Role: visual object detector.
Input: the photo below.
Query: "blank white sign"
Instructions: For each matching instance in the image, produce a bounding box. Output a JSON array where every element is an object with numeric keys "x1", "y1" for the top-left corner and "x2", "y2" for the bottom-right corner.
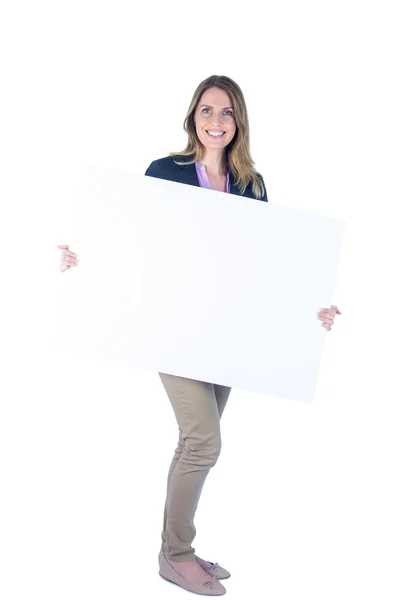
[{"x1": 51, "y1": 167, "x2": 345, "y2": 403}]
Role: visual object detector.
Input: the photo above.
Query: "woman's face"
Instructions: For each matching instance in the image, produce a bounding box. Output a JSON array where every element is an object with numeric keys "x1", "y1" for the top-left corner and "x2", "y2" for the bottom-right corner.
[{"x1": 194, "y1": 87, "x2": 237, "y2": 150}]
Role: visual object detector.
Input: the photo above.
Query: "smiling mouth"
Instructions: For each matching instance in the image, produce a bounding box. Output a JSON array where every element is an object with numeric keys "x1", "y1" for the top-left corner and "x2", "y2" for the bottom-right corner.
[{"x1": 206, "y1": 131, "x2": 226, "y2": 138}]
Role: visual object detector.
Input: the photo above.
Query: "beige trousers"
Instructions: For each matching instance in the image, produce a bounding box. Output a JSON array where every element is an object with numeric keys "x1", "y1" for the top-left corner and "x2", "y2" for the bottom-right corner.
[{"x1": 158, "y1": 372, "x2": 231, "y2": 562}]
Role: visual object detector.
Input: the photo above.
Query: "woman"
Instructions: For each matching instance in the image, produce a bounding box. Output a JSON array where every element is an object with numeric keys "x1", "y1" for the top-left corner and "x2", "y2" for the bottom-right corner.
[{"x1": 58, "y1": 75, "x2": 341, "y2": 596}]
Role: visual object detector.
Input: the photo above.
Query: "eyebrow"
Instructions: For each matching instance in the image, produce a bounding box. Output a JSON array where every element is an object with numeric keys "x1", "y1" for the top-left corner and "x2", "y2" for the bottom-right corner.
[{"x1": 200, "y1": 104, "x2": 234, "y2": 110}]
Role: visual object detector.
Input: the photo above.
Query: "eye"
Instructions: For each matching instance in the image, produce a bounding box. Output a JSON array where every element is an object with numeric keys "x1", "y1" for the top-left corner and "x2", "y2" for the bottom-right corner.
[{"x1": 200, "y1": 107, "x2": 234, "y2": 116}]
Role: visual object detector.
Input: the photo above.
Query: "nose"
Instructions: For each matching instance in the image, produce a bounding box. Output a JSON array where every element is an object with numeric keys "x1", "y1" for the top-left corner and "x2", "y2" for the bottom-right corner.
[{"x1": 210, "y1": 117, "x2": 224, "y2": 128}]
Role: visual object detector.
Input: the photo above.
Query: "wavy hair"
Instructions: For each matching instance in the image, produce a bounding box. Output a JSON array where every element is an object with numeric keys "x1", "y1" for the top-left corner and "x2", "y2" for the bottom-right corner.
[{"x1": 169, "y1": 75, "x2": 266, "y2": 199}]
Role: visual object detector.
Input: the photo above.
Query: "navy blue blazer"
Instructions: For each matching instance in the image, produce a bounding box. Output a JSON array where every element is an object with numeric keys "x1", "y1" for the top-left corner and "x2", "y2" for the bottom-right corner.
[{"x1": 144, "y1": 155, "x2": 268, "y2": 202}]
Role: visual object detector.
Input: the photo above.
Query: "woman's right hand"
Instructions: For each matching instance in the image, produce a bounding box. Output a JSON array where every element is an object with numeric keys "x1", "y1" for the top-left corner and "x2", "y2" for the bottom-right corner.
[{"x1": 58, "y1": 245, "x2": 79, "y2": 272}]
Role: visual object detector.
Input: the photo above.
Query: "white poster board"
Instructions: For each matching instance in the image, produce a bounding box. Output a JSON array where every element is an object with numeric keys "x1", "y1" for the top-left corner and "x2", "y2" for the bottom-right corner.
[{"x1": 50, "y1": 167, "x2": 345, "y2": 403}]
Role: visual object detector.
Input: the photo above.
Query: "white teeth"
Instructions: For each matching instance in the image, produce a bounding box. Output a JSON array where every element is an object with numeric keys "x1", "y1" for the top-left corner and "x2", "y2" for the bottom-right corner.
[{"x1": 207, "y1": 131, "x2": 224, "y2": 137}]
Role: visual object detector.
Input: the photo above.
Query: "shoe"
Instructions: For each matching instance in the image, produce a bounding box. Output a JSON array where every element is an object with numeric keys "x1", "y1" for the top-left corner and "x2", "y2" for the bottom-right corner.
[
  {"x1": 159, "y1": 549, "x2": 231, "y2": 580},
  {"x1": 159, "y1": 552, "x2": 227, "y2": 596},
  {"x1": 201, "y1": 560, "x2": 231, "y2": 580}
]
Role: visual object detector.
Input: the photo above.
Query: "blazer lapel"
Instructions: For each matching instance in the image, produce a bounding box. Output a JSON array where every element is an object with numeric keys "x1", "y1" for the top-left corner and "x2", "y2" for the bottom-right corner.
[
  {"x1": 174, "y1": 163, "x2": 200, "y2": 188},
  {"x1": 173, "y1": 159, "x2": 246, "y2": 197}
]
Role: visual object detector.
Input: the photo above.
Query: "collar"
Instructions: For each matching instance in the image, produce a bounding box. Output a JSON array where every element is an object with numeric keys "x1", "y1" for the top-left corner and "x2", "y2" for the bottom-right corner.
[{"x1": 174, "y1": 160, "x2": 243, "y2": 197}]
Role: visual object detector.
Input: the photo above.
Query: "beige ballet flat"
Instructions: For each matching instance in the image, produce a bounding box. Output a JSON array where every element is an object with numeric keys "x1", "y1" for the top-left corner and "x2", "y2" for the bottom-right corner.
[{"x1": 159, "y1": 552, "x2": 226, "y2": 596}]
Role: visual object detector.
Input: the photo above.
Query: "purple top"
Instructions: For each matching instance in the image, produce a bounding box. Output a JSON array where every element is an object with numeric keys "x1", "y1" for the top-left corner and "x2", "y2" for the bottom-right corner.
[{"x1": 195, "y1": 162, "x2": 231, "y2": 193}]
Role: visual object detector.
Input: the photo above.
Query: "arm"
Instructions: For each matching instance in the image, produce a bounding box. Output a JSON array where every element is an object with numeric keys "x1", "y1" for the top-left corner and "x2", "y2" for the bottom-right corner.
[
  {"x1": 261, "y1": 177, "x2": 268, "y2": 202},
  {"x1": 145, "y1": 160, "x2": 163, "y2": 178}
]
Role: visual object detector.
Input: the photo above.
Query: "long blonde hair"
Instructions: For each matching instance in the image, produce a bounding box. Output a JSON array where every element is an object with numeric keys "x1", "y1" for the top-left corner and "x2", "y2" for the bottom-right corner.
[{"x1": 169, "y1": 75, "x2": 266, "y2": 199}]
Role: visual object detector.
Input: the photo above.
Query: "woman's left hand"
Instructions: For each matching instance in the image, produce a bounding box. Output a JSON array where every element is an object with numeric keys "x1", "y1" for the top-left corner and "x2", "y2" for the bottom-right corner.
[{"x1": 317, "y1": 305, "x2": 342, "y2": 331}]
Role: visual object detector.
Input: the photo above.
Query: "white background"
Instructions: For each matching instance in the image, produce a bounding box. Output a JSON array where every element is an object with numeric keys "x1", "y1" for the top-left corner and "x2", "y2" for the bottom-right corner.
[{"x1": 1, "y1": 1, "x2": 399, "y2": 599}]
